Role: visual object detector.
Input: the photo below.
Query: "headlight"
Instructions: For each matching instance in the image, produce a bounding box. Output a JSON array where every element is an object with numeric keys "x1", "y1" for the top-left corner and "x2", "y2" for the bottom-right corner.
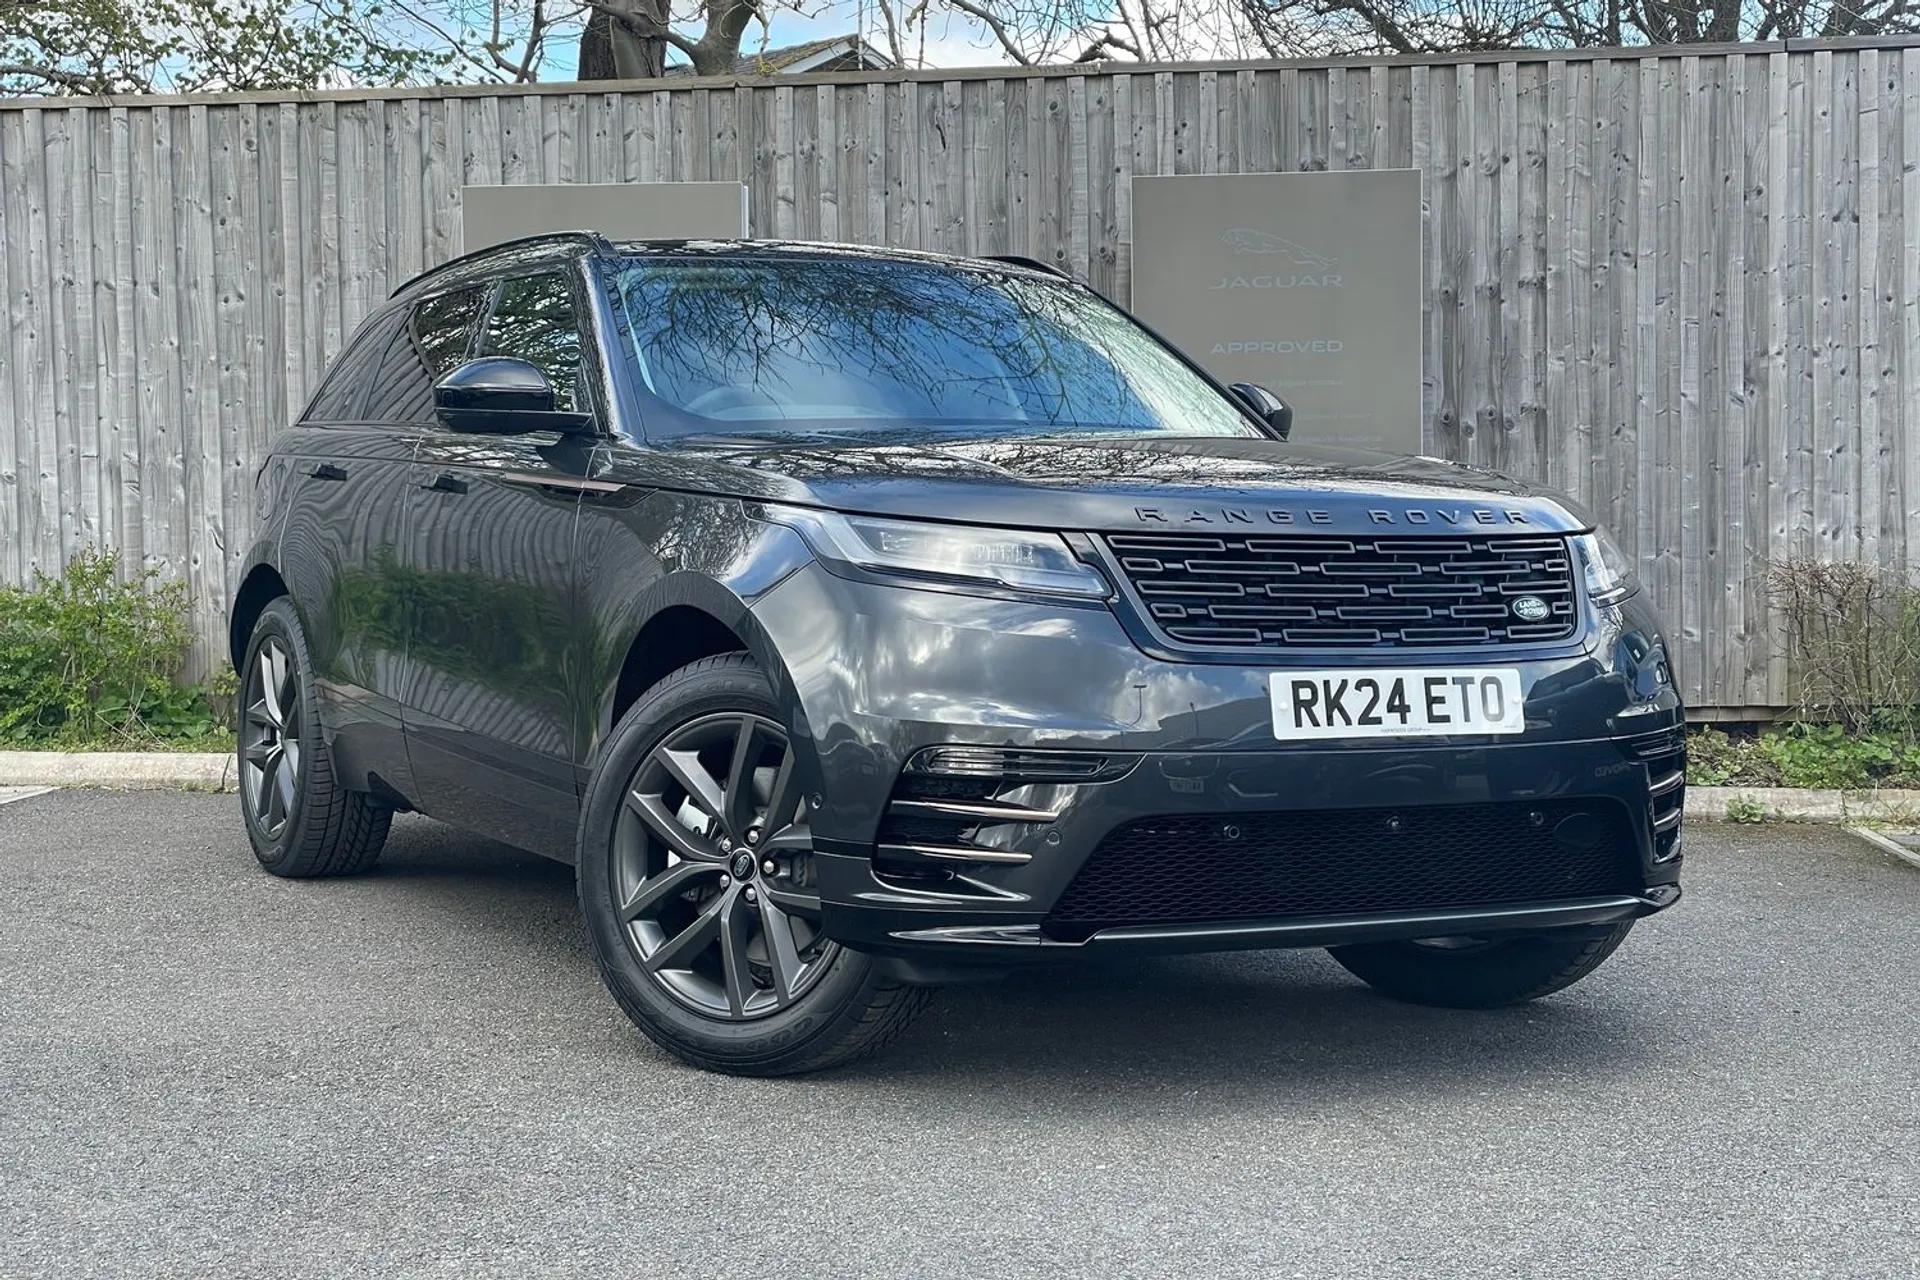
[
  {"x1": 766, "y1": 506, "x2": 1111, "y2": 602},
  {"x1": 1570, "y1": 526, "x2": 1639, "y2": 605}
]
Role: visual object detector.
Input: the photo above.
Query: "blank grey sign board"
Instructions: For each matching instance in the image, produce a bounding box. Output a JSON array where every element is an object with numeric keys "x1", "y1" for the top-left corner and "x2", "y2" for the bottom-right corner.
[
  {"x1": 1130, "y1": 171, "x2": 1424, "y2": 455},
  {"x1": 462, "y1": 183, "x2": 749, "y2": 252}
]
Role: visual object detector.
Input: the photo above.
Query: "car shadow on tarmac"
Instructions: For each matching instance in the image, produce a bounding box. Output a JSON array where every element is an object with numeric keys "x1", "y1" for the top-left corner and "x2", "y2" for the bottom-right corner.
[{"x1": 363, "y1": 813, "x2": 1659, "y2": 1100}]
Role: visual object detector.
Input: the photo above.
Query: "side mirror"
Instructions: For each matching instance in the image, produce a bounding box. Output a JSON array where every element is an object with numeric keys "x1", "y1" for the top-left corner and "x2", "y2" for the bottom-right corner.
[
  {"x1": 1229, "y1": 382, "x2": 1294, "y2": 441},
  {"x1": 434, "y1": 357, "x2": 595, "y2": 436}
]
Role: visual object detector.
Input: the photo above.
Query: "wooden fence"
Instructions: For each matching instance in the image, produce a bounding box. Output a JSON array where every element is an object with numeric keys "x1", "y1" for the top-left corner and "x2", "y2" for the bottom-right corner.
[{"x1": 3, "y1": 40, "x2": 1918, "y2": 711}]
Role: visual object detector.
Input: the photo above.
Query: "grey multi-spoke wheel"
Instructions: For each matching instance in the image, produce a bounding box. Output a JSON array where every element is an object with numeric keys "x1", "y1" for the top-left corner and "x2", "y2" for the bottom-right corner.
[
  {"x1": 615, "y1": 711, "x2": 836, "y2": 1019},
  {"x1": 242, "y1": 635, "x2": 303, "y2": 839},
  {"x1": 238, "y1": 597, "x2": 391, "y2": 878},
  {"x1": 578, "y1": 653, "x2": 932, "y2": 1075}
]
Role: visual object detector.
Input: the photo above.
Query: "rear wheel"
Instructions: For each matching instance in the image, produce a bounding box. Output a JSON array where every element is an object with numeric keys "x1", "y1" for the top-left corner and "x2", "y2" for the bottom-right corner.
[
  {"x1": 1327, "y1": 924, "x2": 1633, "y2": 1008},
  {"x1": 577, "y1": 653, "x2": 931, "y2": 1075},
  {"x1": 238, "y1": 597, "x2": 391, "y2": 878}
]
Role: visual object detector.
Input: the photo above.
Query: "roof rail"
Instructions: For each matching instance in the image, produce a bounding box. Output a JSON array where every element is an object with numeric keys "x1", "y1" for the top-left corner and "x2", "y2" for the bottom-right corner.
[
  {"x1": 981, "y1": 253, "x2": 1072, "y2": 279},
  {"x1": 389, "y1": 229, "x2": 619, "y2": 298}
]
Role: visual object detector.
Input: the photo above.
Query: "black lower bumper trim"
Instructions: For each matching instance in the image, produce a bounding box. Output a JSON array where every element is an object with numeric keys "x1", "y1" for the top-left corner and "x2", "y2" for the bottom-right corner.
[{"x1": 883, "y1": 887, "x2": 1680, "y2": 954}]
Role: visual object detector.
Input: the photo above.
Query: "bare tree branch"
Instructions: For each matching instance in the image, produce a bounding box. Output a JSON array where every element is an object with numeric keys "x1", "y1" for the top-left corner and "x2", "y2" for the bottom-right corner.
[
  {"x1": 944, "y1": 0, "x2": 1040, "y2": 63},
  {"x1": 0, "y1": 61, "x2": 101, "y2": 90}
]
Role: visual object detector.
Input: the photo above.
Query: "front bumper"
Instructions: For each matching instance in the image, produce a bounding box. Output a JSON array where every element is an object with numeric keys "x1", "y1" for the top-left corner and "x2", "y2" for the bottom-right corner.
[{"x1": 749, "y1": 563, "x2": 1685, "y2": 964}]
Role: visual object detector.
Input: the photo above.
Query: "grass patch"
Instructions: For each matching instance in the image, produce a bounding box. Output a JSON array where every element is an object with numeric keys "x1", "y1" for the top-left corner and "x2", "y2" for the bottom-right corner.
[{"x1": 0, "y1": 547, "x2": 235, "y2": 751}]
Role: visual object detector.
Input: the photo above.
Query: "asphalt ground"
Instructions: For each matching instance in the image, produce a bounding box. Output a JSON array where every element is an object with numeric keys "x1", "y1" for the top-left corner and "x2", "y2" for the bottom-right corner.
[{"x1": 1, "y1": 789, "x2": 1915, "y2": 1279}]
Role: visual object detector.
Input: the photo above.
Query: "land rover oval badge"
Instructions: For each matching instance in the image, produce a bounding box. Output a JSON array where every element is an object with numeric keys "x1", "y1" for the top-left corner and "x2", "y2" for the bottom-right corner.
[{"x1": 1511, "y1": 596, "x2": 1552, "y2": 622}]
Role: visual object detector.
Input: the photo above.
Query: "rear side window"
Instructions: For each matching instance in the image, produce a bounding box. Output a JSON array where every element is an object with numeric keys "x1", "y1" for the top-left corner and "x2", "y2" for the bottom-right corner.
[
  {"x1": 302, "y1": 311, "x2": 402, "y2": 423},
  {"x1": 364, "y1": 286, "x2": 487, "y2": 424},
  {"x1": 479, "y1": 271, "x2": 584, "y2": 412}
]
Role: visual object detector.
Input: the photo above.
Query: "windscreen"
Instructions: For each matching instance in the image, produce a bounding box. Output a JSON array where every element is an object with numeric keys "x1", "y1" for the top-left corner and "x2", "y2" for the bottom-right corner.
[{"x1": 607, "y1": 255, "x2": 1261, "y2": 442}]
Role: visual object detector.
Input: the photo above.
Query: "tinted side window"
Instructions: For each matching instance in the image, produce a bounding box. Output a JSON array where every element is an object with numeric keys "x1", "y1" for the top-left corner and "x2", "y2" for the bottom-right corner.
[
  {"x1": 364, "y1": 286, "x2": 486, "y2": 424},
  {"x1": 479, "y1": 272, "x2": 584, "y2": 412},
  {"x1": 302, "y1": 311, "x2": 402, "y2": 423}
]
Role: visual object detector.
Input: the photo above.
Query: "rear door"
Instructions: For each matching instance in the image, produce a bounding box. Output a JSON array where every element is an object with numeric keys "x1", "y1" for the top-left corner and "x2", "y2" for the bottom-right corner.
[
  {"x1": 399, "y1": 265, "x2": 602, "y2": 858},
  {"x1": 270, "y1": 306, "x2": 421, "y2": 802}
]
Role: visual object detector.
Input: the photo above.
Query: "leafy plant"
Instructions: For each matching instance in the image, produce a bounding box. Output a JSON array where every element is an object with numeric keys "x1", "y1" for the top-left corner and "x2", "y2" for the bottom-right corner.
[
  {"x1": 1756, "y1": 723, "x2": 1887, "y2": 790},
  {"x1": 0, "y1": 546, "x2": 227, "y2": 748},
  {"x1": 1684, "y1": 727, "x2": 1766, "y2": 787},
  {"x1": 1685, "y1": 722, "x2": 1920, "y2": 791},
  {"x1": 1724, "y1": 795, "x2": 1770, "y2": 824},
  {"x1": 0, "y1": 0, "x2": 449, "y2": 97}
]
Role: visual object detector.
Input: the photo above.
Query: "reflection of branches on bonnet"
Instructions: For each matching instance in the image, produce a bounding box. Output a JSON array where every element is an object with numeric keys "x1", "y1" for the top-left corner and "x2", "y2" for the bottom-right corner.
[{"x1": 617, "y1": 260, "x2": 1137, "y2": 423}]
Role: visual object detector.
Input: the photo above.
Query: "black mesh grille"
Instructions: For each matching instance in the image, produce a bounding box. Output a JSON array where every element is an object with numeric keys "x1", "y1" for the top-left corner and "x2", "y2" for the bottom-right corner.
[
  {"x1": 1044, "y1": 800, "x2": 1640, "y2": 937},
  {"x1": 1104, "y1": 532, "x2": 1578, "y2": 650}
]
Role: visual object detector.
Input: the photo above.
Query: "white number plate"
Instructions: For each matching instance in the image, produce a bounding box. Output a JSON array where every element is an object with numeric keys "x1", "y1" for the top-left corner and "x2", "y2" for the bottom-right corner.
[{"x1": 1268, "y1": 668, "x2": 1526, "y2": 741}]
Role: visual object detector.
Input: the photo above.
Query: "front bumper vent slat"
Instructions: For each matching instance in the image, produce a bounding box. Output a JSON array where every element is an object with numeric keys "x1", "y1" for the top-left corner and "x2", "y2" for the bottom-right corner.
[
  {"x1": 876, "y1": 841, "x2": 1032, "y2": 866},
  {"x1": 887, "y1": 798, "x2": 1062, "y2": 824},
  {"x1": 1104, "y1": 531, "x2": 1579, "y2": 652}
]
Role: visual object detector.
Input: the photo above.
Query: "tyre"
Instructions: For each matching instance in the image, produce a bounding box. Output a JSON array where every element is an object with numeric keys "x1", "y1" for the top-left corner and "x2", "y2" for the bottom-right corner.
[
  {"x1": 577, "y1": 653, "x2": 932, "y2": 1076},
  {"x1": 1327, "y1": 924, "x2": 1633, "y2": 1009},
  {"x1": 238, "y1": 597, "x2": 391, "y2": 878}
]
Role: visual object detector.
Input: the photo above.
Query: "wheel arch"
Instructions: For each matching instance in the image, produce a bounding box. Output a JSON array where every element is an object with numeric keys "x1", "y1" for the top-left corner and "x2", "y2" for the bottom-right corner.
[
  {"x1": 229, "y1": 563, "x2": 291, "y2": 673},
  {"x1": 593, "y1": 574, "x2": 816, "y2": 781}
]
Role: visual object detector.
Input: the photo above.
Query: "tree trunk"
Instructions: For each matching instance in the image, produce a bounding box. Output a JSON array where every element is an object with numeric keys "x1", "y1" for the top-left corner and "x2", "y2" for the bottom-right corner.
[{"x1": 578, "y1": 3, "x2": 667, "y2": 80}]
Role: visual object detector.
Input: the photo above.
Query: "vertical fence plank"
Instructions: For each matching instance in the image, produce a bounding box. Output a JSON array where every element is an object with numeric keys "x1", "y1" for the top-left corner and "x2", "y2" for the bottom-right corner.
[
  {"x1": 815, "y1": 85, "x2": 838, "y2": 243},
  {"x1": 1733, "y1": 52, "x2": 1773, "y2": 707},
  {"x1": 1086, "y1": 75, "x2": 1118, "y2": 297},
  {"x1": 1904, "y1": 50, "x2": 1920, "y2": 578},
  {"x1": 105, "y1": 108, "x2": 140, "y2": 570},
  {"x1": 61, "y1": 110, "x2": 100, "y2": 556},
  {"x1": 1856, "y1": 49, "x2": 1884, "y2": 575},
  {"x1": 1111, "y1": 74, "x2": 1135, "y2": 309},
  {"x1": 1867, "y1": 49, "x2": 1905, "y2": 567}
]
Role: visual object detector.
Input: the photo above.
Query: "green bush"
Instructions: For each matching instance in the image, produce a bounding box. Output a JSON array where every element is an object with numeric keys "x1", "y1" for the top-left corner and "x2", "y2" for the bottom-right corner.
[
  {"x1": 1757, "y1": 724, "x2": 1886, "y2": 789},
  {"x1": 1686, "y1": 722, "x2": 1920, "y2": 790},
  {"x1": 0, "y1": 546, "x2": 228, "y2": 748}
]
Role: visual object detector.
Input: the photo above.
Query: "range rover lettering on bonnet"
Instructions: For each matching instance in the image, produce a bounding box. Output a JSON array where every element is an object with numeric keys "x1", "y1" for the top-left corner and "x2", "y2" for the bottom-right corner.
[{"x1": 1132, "y1": 506, "x2": 1533, "y2": 526}]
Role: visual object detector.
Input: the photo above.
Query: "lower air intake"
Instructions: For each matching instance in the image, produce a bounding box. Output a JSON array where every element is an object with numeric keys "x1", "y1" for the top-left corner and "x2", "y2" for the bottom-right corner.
[{"x1": 1044, "y1": 799, "x2": 1641, "y2": 939}]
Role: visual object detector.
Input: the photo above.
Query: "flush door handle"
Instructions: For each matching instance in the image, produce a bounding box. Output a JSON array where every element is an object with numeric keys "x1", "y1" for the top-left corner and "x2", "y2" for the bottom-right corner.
[{"x1": 420, "y1": 472, "x2": 468, "y2": 495}]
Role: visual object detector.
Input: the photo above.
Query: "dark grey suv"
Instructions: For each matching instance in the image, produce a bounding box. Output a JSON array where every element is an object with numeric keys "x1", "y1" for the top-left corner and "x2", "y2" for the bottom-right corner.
[{"x1": 231, "y1": 233, "x2": 1684, "y2": 1074}]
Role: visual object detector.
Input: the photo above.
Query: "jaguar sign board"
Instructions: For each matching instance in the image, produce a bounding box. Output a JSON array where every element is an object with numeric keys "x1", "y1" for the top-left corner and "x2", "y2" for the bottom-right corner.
[
  {"x1": 1130, "y1": 171, "x2": 1423, "y2": 455},
  {"x1": 462, "y1": 182, "x2": 749, "y2": 252}
]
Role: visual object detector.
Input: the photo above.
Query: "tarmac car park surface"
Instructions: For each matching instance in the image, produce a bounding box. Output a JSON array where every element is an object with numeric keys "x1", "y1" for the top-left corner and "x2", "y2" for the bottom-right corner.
[{"x1": 1, "y1": 788, "x2": 1914, "y2": 1278}]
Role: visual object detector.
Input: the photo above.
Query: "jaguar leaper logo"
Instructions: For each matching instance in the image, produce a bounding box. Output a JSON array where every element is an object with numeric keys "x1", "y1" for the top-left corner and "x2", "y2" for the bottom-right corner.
[
  {"x1": 1511, "y1": 596, "x2": 1552, "y2": 622},
  {"x1": 1220, "y1": 229, "x2": 1339, "y2": 269}
]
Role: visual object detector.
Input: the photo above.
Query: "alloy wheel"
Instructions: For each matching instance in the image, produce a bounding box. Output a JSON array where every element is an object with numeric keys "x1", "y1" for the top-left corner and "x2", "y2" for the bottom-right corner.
[
  {"x1": 241, "y1": 637, "x2": 303, "y2": 839},
  {"x1": 612, "y1": 712, "x2": 837, "y2": 1021}
]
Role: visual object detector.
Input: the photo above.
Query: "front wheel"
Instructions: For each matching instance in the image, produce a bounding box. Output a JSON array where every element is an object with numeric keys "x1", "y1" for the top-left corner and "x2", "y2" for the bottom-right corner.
[
  {"x1": 1327, "y1": 924, "x2": 1633, "y2": 1009},
  {"x1": 576, "y1": 653, "x2": 932, "y2": 1075}
]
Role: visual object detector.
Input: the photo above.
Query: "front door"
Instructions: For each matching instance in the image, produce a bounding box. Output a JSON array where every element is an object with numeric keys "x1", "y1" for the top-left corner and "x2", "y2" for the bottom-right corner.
[{"x1": 399, "y1": 267, "x2": 601, "y2": 858}]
